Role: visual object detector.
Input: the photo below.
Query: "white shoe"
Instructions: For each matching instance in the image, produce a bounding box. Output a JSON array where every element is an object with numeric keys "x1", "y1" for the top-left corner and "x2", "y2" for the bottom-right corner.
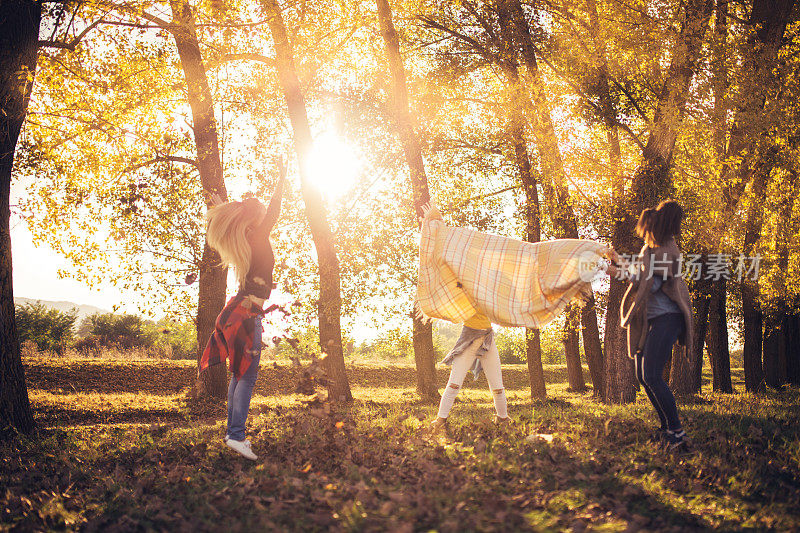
[{"x1": 226, "y1": 438, "x2": 257, "y2": 460}]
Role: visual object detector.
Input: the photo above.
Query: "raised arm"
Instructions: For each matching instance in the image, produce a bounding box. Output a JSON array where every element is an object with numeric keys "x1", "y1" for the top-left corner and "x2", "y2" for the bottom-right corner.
[{"x1": 253, "y1": 158, "x2": 287, "y2": 236}]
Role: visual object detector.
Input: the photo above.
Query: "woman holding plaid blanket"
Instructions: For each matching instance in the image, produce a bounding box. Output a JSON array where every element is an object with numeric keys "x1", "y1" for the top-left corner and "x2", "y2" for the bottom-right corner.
[
  {"x1": 606, "y1": 200, "x2": 693, "y2": 450},
  {"x1": 198, "y1": 161, "x2": 285, "y2": 460},
  {"x1": 415, "y1": 204, "x2": 612, "y2": 431}
]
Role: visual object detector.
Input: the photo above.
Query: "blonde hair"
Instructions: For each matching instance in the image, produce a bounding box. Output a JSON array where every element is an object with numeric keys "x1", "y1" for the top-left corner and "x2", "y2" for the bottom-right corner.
[{"x1": 206, "y1": 200, "x2": 266, "y2": 286}]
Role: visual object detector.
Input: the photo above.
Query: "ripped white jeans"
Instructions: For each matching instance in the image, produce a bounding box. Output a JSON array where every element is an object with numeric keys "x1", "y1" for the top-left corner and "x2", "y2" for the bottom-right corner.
[{"x1": 437, "y1": 335, "x2": 507, "y2": 419}]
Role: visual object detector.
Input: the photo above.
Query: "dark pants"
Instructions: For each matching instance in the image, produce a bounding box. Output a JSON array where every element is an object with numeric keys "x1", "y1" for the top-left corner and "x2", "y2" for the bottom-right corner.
[{"x1": 635, "y1": 312, "x2": 685, "y2": 432}]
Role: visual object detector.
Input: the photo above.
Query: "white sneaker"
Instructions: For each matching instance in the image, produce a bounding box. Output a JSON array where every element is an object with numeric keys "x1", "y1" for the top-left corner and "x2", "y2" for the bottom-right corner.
[{"x1": 226, "y1": 438, "x2": 258, "y2": 460}]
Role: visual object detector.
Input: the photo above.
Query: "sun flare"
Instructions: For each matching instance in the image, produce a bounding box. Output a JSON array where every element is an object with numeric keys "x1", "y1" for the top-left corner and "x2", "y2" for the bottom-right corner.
[{"x1": 306, "y1": 132, "x2": 361, "y2": 200}]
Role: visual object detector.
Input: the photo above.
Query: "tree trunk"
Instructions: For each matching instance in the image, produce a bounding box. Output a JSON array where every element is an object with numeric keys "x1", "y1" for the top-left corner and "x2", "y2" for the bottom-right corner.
[
  {"x1": 502, "y1": 0, "x2": 600, "y2": 393},
  {"x1": 686, "y1": 3, "x2": 726, "y2": 395},
  {"x1": 706, "y1": 277, "x2": 733, "y2": 392},
  {"x1": 740, "y1": 162, "x2": 772, "y2": 392},
  {"x1": 563, "y1": 306, "x2": 586, "y2": 392},
  {"x1": 680, "y1": 275, "x2": 712, "y2": 393},
  {"x1": 603, "y1": 279, "x2": 635, "y2": 403},
  {"x1": 495, "y1": 0, "x2": 548, "y2": 400},
  {"x1": 742, "y1": 281, "x2": 764, "y2": 392},
  {"x1": 411, "y1": 319, "x2": 439, "y2": 402},
  {"x1": 587, "y1": 0, "x2": 621, "y2": 402},
  {"x1": 170, "y1": 0, "x2": 230, "y2": 398},
  {"x1": 763, "y1": 171, "x2": 798, "y2": 389},
  {"x1": 0, "y1": 0, "x2": 40, "y2": 436},
  {"x1": 581, "y1": 299, "x2": 604, "y2": 396},
  {"x1": 526, "y1": 329, "x2": 546, "y2": 400},
  {"x1": 786, "y1": 314, "x2": 800, "y2": 385},
  {"x1": 376, "y1": 0, "x2": 439, "y2": 403},
  {"x1": 763, "y1": 313, "x2": 786, "y2": 389},
  {"x1": 608, "y1": 0, "x2": 713, "y2": 402},
  {"x1": 669, "y1": 342, "x2": 694, "y2": 396},
  {"x1": 264, "y1": 0, "x2": 352, "y2": 402}
]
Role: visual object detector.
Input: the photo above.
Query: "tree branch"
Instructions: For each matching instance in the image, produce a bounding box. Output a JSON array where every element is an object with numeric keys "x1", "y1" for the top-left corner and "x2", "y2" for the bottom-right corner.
[
  {"x1": 38, "y1": 18, "x2": 103, "y2": 51},
  {"x1": 210, "y1": 52, "x2": 275, "y2": 68},
  {"x1": 123, "y1": 156, "x2": 198, "y2": 174},
  {"x1": 448, "y1": 185, "x2": 521, "y2": 210}
]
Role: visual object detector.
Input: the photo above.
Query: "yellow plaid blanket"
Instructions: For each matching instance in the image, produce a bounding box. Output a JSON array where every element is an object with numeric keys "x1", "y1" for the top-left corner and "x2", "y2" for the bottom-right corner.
[{"x1": 414, "y1": 213, "x2": 610, "y2": 328}]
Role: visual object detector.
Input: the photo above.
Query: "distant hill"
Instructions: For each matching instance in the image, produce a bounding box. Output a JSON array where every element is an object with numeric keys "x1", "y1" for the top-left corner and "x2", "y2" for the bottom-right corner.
[{"x1": 13, "y1": 297, "x2": 110, "y2": 322}]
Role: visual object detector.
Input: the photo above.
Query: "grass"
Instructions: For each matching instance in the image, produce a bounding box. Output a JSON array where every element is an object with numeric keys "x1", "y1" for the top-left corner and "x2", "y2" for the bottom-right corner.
[{"x1": 1, "y1": 355, "x2": 799, "y2": 531}]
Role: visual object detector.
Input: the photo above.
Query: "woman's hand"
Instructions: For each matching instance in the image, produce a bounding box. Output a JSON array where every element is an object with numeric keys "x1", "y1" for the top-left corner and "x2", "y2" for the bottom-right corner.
[{"x1": 420, "y1": 202, "x2": 443, "y2": 222}]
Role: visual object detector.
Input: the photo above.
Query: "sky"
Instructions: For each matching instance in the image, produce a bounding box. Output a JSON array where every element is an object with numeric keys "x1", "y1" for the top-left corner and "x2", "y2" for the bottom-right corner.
[{"x1": 11, "y1": 221, "x2": 124, "y2": 313}]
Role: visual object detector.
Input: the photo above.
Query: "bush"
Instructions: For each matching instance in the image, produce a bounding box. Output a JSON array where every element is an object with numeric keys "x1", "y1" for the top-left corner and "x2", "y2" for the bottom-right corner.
[
  {"x1": 83, "y1": 313, "x2": 155, "y2": 348},
  {"x1": 487, "y1": 324, "x2": 570, "y2": 366},
  {"x1": 76, "y1": 313, "x2": 197, "y2": 359},
  {"x1": 151, "y1": 319, "x2": 197, "y2": 359},
  {"x1": 352, "y1": 328, "x2": 413, "y2": 360},
  {"x1": 495, "y1": 328, "x2": 526, "y2": 364},
  {"x1": 15, "y1": 302, "x2": 77, "y2": 355}
]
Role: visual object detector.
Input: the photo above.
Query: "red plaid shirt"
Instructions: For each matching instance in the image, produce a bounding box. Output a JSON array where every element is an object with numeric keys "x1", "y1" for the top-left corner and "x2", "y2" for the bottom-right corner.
[{"x1": 200, "y1": 294, "x2": 263, "y2": 379}]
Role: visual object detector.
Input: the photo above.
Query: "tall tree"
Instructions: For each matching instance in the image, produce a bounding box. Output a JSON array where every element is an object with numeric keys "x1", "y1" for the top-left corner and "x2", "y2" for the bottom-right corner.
[
  {"x1": 740, "y1": 162, "x2": 772, "y2": 391},
  {"x1": 0, "y1": 0, "x2": 41, "y2": 435},
  {"x1": 167, "y1": 0, "x2": 230, "y2": 398},
  {"x1": 580, "y1": 0, "x2": 619, "y2": 400},
  {"x1": 263, "y1": 0, "x2": 352, "y2": 402},
  {"x1": 728, "y1": 0, "x2": 797, "y2": 392},
  {"x1": 605, "y1": 0, "x2": 714, "y2": 403},
  {"x1": 502, "y1": 0, "x2": 597, "y2": 394},
  {"x1": 763, "y1": 171, "x2": 799, "y2": 387},
  {"x1": 698, "y1": 0, "x2": 730, "y2": 394},
  {"x1": 375, "y1": 0, "x2": 439, "y2": 403},
  {"x1": 671, "y1": 273, "x2": 711, "y2": 394},
  {"x1": 495, "y1": 2, "x2": 547, "y2": 400}
]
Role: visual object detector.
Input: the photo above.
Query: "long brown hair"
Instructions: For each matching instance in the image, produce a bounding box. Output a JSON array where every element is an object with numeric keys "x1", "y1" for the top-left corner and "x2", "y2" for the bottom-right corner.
[{"x1": 636, "y1": 200, "x2": 683, "y2": 247}]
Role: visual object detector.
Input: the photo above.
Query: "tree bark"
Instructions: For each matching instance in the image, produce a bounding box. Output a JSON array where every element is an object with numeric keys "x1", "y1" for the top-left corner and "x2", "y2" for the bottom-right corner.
[
  {"x1": 264, "y1": 0, "x2": 352, "y2": 402},
  {"x1": 513, "y1": 128, "x2": 548, "y2": 399},
  {"x1": 607, "y1": 0, "x2": 713, "y2": 402},
  {"x1": 762, "y1": 314, "x2": 786, "y2": 389},
  {"x1": 676, "y1": 274, "x2": 712, "y2": 393},
  {"x1": 741, "y1": 280, "x2": 764, "y2": 392},
  {"x1": 170, "y1": 0, "x2": 229, "y2": 398},
  {"x1": 669, "y1": 342, "x2": 694, "y2": 396},
  {"x1": 526, "y1": 329, "x2": 546, "y2": 400},
  {"x1": 581, "y1": 288, "x2": 605, "y2": 396},
  {"x1": 493, "y1": 9, "x2": 549, "y2": 400},
  {"x1": 586, "y1": 0, "x2": 622, "y2": 402},
  {"x1": 563, "y1": 305, "x2": 586, "y2": 392},
  {"x1": 376, "y1": 0, "x2": 438, "y2": 403},
  {"x1": 502, "y1": 0, "x2": 602, "y2": 393},
  {"x1": 740, "y1": 162, "x2": 772, "y2": 392},
  {"x1": 411, "y1": 319, "x2": 439, "y2": 402},
  {"x1": 763, "y1": 171, "x2": 798, "y2": 388},
  {"x1": 0, "y1": 0, "x2": 40, "y2": 435},
  {"x1": 706, "y1": 277, "x2": 733, "y2": 392},
  {"x1": 786, "y1": 314, "x2": 800, "y2": 385}
]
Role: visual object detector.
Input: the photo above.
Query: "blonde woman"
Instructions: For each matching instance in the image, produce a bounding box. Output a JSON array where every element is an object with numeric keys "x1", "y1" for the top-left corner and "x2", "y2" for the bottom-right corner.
[{"x1": 199, "y1": 161, "x2": 285, "y2": 460}]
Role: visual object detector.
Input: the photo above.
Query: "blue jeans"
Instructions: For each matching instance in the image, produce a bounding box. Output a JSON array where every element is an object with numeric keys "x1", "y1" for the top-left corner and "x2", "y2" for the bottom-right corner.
[
  {"x1": 635, "y1": 312, "x2": 685, "y2": 432},
  {"x1": 226, "y1": 317, "x2": 262, "y2": 441}
]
